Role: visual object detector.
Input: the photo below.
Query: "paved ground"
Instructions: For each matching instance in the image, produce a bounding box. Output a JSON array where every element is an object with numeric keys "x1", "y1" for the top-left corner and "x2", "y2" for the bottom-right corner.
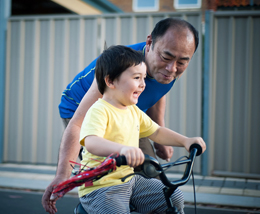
[
  {"x1": 1, "y1": 188, "x2": 259, "y2": 214},
  {"x1": 0, "y1": 163, "x2": 260, "y2": 213},
  {"x1": 0, "y1": 188, "x2": 79, "y2": 214},
  {"x1": 166, "y1": 173, "x2": 260, "y2": 208}
]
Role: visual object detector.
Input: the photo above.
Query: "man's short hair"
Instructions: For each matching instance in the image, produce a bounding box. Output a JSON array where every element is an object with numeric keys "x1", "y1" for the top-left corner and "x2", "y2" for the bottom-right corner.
[
  {"x1": 96, "y1": 45, "x2": 145, "y2": 94},
  {"x1": 151, "y1": 18, "x2": 199, "y2": 53}
]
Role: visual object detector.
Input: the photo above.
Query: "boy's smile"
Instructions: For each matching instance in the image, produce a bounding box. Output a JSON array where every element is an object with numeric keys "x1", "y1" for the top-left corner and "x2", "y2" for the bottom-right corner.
[{"x1": 103, "y1": 62, "x2": 147, "y2": 109}]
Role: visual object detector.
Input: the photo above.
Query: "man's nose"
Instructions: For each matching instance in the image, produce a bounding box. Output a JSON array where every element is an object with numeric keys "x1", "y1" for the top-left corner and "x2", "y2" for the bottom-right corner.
[{"x1": 166, "y1": 61, "x2": 177, "y2": 73}]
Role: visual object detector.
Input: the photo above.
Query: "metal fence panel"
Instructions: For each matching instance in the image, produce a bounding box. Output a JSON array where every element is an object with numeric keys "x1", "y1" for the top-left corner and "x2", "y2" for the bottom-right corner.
[
  {"x1": 207, "y1": 11, "x2": 260, "y2": 177},
  {"x1": 165, "y1": 13, "x2": 202, "y2": 173},
  {"x1": 4, "y1": 12, "x2": 202, "y2": 175}
]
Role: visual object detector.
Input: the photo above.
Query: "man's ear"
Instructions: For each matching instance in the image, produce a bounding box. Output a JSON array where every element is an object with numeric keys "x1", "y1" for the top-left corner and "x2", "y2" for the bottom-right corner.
[
  {"x1": 104, "y1": 75, "x2": 115, "y2": 89},
  {"x1": 146, "y1": 34, "x2": 152, "y2": 52}
]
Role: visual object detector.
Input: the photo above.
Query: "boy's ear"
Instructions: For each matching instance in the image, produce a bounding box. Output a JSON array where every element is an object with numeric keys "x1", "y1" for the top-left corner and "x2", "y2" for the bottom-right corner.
[{"x1": 104, "y1": 75, "x2": 115, "y2": 89}]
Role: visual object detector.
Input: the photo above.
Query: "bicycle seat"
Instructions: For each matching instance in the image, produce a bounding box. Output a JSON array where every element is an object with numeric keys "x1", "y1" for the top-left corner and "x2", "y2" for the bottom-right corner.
[{"x1": 74, "y1": 203, "x2": 136, "y2": 214}]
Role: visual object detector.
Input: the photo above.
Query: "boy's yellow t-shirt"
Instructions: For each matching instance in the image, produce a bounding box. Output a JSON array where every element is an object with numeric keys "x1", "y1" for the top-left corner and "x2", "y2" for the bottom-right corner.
[{"x1": 78, "y1": 99, "x2": 159, "y2": 197}]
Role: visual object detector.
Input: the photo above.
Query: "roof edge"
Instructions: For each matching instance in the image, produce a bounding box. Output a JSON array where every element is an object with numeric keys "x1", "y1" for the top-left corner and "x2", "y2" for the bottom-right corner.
[{"x1": 82, "y1": 0, "x2": 123, "y2": 13}]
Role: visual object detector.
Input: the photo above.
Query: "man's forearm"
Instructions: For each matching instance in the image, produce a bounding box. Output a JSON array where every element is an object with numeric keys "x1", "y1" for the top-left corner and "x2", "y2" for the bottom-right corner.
[
  {"x1": 146, "y1": 95, "x2": 174, "y2": 161},
  {"x1": 56, "y1": 78, "x2": 103, "y2": 178},
  {"x1": 56, "y1": 123, "x2": 81, "y2": 178},
  {"x1": 146, "y1": 95, "x2": 166, "y2": 127}
]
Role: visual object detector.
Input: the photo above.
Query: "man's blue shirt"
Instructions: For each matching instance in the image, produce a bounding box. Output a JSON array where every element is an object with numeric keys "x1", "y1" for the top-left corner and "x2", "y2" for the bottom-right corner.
[{"x1": 59, "y1": 42, "x2": 175, "y2": 118}]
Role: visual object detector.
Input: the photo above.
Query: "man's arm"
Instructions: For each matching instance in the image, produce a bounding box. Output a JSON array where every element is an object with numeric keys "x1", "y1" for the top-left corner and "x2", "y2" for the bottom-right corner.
[
  {"x1": 42, "y1": 78, "x2": 102, "y2": 214},
  {"x1": 146, "y1": 95, "x2": 166, "y2": 126},
  {"x1": 146, "y1": 95, "x2": 174, "y2": 161},
  {"x1": 56, "y1": 78, "x2": 102, "y2": 177}
]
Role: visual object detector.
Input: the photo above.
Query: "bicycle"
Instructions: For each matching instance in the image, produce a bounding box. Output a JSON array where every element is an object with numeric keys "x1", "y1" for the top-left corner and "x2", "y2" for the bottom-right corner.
[{"x1": 71, "y1": 143, "x2": 203, "y2": 214}]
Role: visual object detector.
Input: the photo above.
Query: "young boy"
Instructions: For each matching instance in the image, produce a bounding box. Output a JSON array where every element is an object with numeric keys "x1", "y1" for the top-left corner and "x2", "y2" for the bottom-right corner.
[{"x1": 79, "y1": 45, "x2": 206, "y2": 214}]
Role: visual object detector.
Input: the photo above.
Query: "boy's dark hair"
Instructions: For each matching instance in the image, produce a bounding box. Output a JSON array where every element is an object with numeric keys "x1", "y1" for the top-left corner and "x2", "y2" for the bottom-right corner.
[
  {"x1": 96, "y1": 45, "x2": 145, "y2": 95},
  {"x1": 151, "y1": 18, "x2": 199, "y2": 53}
]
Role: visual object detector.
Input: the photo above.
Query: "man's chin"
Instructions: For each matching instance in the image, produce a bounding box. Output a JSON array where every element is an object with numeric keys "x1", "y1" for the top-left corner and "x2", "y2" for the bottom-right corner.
[
  {"x1": 154, "y1": 74, "x2": 175, "y2": 84},
  {"x1": 156, "y1": 78, "x2": 174, "y2": 84}
]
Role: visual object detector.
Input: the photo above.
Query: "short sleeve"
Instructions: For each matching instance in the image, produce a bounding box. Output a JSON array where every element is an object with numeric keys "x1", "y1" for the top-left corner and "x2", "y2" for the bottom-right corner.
[
  {"x1": 132, "y1": 105, "x2": 159, "y2": 138},
  {"x1": 79, "y1": 105, "x2": 108, "y2": 146}
]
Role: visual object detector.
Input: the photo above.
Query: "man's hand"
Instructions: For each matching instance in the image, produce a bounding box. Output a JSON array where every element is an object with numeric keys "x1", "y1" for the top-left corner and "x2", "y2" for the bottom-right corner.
[
  {"x1": 153, "y1": 143, "x2": 174, "y2": 162},
  {"x1": 42, "y1": 176, "x2": 67, "y2": 214}
]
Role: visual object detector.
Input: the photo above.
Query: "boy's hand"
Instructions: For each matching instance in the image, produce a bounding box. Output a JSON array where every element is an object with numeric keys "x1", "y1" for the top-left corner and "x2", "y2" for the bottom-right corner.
[
  {"x1": 184, "y1": 137, "x2": 206, "y2": 154},
  {"x1": 120, "y1": 147, "x2": 145, "y2": 168}
]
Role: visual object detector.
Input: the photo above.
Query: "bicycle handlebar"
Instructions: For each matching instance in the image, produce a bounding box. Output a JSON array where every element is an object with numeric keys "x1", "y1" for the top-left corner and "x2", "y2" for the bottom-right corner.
[
  {"x1": 189, "y1": 143, "x2": 202, "y2": 156},
  {"x1": 115, "y1": 155, "x2": 127, "y2": 167},
  {"x1": 115, "y1": 143, "x2": 202, "y2": 190},
  {"x1": 160, "y1": 143, "x2": 201, "y2": 189}
]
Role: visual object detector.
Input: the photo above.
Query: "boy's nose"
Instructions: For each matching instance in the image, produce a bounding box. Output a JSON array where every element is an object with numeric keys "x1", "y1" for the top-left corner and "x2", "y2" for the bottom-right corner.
[{"x1": 140, "y1": 79, "x2": 146, "y2": 88}]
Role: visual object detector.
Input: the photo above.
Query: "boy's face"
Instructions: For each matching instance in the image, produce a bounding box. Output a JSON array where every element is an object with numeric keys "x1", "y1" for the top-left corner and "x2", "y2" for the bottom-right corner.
[{"x1": 111, "y1": 62, "x2": 146, "y2": 108}]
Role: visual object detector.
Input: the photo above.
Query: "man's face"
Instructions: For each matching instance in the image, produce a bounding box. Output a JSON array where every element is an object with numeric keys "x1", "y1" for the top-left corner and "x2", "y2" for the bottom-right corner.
[{"x1": 145, "y1": 27, "x2": 196, "y2": 84}]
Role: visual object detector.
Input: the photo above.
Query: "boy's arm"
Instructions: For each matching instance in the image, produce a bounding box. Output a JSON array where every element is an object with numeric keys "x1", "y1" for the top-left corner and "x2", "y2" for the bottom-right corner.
[
  {"x1": 146, "y1": 95, "x2": 173, "y2": 161},
  {"x1": 148, "y1": 127, "x2": 206, "y2": 153},
  {"x1": 85, "y1": 135, "x2": 144, "y2": 167}
]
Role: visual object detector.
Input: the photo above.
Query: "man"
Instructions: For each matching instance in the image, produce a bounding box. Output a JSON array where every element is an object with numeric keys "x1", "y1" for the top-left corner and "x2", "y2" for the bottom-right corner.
[{"x1": 42, "y1": 18, "x2": 199, "y2": 214}]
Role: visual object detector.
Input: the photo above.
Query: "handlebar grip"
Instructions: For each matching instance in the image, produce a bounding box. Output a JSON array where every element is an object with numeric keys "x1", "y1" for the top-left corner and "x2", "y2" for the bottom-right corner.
[
  {"x1": 189, "y1": 143, "x2": 203, "y2": 156},
  {"x1": 115, "y1": 155, "x2": 127, "y2": 167}
]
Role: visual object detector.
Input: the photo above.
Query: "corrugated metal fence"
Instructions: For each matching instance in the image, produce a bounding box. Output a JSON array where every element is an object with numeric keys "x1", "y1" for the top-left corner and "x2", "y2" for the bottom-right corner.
[
  {"x1": 205, "y1": 11, "x2": 260, "y2": 178},
  {"x1": 4, "y1": 10, "x2": 260, "y2": 178},
  {"x1": 3, "y1": 12, "x2": 203, "y2": 173}
]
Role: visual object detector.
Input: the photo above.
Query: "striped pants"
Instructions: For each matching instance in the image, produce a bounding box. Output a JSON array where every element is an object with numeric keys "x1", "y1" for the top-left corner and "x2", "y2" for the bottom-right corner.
[{"x1": 80, "y1": 175, "x2": 184, "y2": 214}]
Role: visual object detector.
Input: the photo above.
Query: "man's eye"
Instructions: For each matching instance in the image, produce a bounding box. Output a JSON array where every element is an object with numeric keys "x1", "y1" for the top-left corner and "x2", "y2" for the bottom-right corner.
[{"x1": 161, "y1": 55, "x2": 170, "y2": 61}]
